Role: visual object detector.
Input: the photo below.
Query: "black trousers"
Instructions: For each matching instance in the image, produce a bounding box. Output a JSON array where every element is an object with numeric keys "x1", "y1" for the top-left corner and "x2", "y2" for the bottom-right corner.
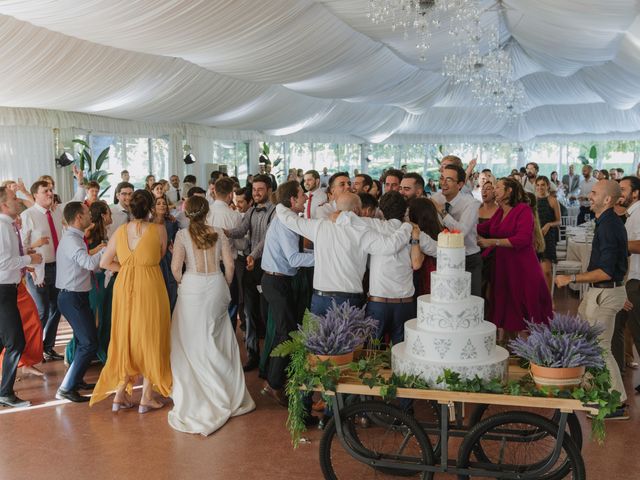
[
  {"x1": 26, "y1": 262, "x2": 60, "y2": 351},
  {"x1": 0, "y1": 284, "x2": 26, "y2": 397},
  {"x1": 262, "y1": 273, "x2": 296, "y2": 390},
  {"x1": 465, "y1": 252, "x2": 483, "y2": 298},
  {"x1": 242, "y1": 258, "x2": 266, "y2": 358}
]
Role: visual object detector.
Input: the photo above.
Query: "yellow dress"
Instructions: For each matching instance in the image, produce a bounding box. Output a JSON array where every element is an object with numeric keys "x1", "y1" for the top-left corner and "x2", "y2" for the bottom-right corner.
[{"x1": 90, "y1": 222, "x2": 172, "y2": 405}]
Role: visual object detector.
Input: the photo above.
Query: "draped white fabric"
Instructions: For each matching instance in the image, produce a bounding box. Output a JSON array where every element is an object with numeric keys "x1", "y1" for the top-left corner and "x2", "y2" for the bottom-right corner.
[
  {"x1": 0, "y1": 0, "x2": 638, "y2": 143},
  {"x1": 0, "y1": 126, "x2": 53, "y2": 186}
]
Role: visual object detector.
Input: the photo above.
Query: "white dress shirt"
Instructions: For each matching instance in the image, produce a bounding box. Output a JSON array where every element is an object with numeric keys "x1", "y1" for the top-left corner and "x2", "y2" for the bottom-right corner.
[
  {"x1": 626, "y1": 201, "x2": 640, "y2": 281},
  {"x1": 276, "y1": 204, "x2": 411, "y2": 294},
  {"x1": 304, "y1": 187, "x2": 328, "y2": 219},
  {"x1": 578, "y1": 176, "x2": 597, "y2": 207},
  {"x1": 167, "y1": 186, "x2": 182, "y2": 205},
  {"x1": 108, "y1": 204, "x2": 130, "y2": 238},
  {"x1": 430, "y1": 191, "x2": 480, "y2": 256},
  {"x1": 55, "y1": 227, "x2": 103, "y2": 292},
  {"x1": 207, "y1": 199, "x2": 243, "y2": 258},
  {"x1": 0, "y1": 214, "x2": 32, "y2": 284},
  {"x1": 357, "y1": 217, "x2": 414, "y2": 298},
  {"x1": 315, "y1": 199, "x2": 336, "y2": 220},
  {"x1": 20, "y1": 203, "x2": 63, "y2": 264}
]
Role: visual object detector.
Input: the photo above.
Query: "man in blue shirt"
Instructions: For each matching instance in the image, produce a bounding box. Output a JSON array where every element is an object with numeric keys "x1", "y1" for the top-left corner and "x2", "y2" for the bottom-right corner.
[
  {"x1": 260, "y1": 181, "x2": 314, "y2": 407},
  {"x1": 55, "y1": 202, "x2": 104, "y2": 403},
  {"x1": 556, "y1": 179, "x2": 629, "y2": 419}
]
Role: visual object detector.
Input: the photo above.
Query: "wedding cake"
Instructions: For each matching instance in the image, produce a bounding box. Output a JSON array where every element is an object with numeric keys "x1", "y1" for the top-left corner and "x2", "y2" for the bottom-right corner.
[{"x1": 392, "y1": 230, "x2": 509, "y2": 387}]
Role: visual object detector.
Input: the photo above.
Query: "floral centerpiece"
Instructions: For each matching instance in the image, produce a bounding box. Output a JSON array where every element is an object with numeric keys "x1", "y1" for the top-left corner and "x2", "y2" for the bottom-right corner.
[
  {"x1": 509, "y1": 313, "x2": 605, "y2": 390},
  {"x1": 301, "y1": 301, "x2": 378, "y2": 366},
  {"x1": 271, "y1": 301, "x2": 377, "y2": 445}
]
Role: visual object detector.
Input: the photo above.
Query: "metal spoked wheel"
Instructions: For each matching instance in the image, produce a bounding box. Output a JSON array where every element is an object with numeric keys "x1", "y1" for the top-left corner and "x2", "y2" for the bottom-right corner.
[
  {"x1": 468, "y1": 404, "x2": 583, "y2": 464},
  {"x1": 456, "y1": 411, "x2": 585, "y2": 480},
  {"x1": 319, "y1": 400, "x2": 436, "y2": 480}
]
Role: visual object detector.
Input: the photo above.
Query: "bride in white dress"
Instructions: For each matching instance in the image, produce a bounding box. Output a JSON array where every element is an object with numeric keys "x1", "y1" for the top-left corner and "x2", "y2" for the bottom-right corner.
[{"x1": 168, "y1": 196, "x2": 255, "y2": 435}]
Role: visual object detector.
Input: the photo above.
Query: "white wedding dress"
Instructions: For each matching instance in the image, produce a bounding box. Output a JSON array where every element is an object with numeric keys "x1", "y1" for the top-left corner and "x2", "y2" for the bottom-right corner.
[{"x1": 168, "y1": 228, "x2": 255, "y2": 436}]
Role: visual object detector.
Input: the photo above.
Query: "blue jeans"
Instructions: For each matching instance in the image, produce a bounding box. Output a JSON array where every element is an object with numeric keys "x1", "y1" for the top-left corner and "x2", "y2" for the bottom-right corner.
[
  {"x1": 26, "y1": 262, "x2": 60, "y2": 351},
  {"x1": 57, "y1": 291, "x2": 97, "y2": 392},
  {"x1": 309, "y1": 292, "x2": 366, "y2": 316},
  {"x1": 366, "y1": 300, "x2": 416, "y2": 345}
]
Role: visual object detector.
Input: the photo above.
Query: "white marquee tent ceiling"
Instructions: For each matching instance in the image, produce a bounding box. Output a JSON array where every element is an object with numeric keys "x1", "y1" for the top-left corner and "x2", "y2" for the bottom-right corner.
[{"x1": 0, "y1": 0, "x2": 640, "y2": 143}]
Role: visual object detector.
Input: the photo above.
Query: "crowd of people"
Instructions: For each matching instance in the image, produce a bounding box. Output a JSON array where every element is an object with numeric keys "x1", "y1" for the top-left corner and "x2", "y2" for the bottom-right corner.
[{"x1": 0, "y1": 154, "x2": 638, "y2": 432}]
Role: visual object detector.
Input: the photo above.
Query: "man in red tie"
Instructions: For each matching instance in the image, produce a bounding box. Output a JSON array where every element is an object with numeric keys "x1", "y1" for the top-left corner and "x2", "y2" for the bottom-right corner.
[
  {"x1": 302, "y1": 170, "x2": 327, "y2": 219},
  {"x1": 20, "y1": 180, "x2": 65, "y2": 361}
]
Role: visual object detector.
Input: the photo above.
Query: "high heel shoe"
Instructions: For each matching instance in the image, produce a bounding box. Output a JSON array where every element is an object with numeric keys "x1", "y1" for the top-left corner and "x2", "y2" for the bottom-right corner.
[
  {"x1": 138, "y1": 400, "x2": 164, "y2": 414},
  {"x1": 112, "y1": 397, "x2": 134, "y2": 412}
]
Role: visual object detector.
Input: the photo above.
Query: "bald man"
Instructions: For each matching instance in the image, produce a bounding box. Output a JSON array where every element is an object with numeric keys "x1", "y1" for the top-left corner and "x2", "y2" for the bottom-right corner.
[
  {"x1": 556, "y1": 179, "x2": 629, "y2": 419},
  {"x1": 276, "y1": 192, "x2": 412, "y2": 315}
]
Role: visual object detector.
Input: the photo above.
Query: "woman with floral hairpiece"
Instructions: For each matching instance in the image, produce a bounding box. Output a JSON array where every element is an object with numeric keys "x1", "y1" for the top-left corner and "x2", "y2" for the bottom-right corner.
[{"x1": 168, "y1": 195, "x2": 254, "y2": 436}]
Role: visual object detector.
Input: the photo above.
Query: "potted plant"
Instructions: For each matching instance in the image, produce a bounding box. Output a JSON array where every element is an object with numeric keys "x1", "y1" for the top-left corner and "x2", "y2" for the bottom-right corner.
[
  {"x1": 72, "y1": 139, "x2": 111, "y2": 198},
  {"x1": 509, "y1": 313, "x2": 605, "y2": 391},
  {"x1": 302, "y1": 301, "x2": 378, "y2": 367}
]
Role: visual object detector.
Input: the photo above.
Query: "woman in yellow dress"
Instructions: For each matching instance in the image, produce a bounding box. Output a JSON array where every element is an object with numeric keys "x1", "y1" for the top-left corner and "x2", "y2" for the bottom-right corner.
[{"x1": 90, "y1": 189, "x2": 172, "y2": 413}]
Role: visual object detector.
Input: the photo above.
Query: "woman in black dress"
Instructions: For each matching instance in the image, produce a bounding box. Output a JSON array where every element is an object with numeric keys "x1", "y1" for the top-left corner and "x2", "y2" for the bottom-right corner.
[{"x1": 535, "y1": 176, "x2": 561, "y2": 293}]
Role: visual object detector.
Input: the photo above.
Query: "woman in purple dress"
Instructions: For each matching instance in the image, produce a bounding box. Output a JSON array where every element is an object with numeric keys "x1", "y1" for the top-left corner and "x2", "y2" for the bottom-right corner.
[{"x1": 476, "y1": 177, "x2": 552, "y2": 341}]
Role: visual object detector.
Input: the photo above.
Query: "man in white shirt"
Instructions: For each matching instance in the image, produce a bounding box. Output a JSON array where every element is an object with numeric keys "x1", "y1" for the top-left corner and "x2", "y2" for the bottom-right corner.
[
  {"x1": 399, "y1": 173, "x2": 425, "y2": 202},
  {"x1": 21, "y1": 179, "x2": 78, "y2": 361},
  {"x1": 0, "y1": 186, "x2": 42, "y2": 408},
  {"x1": 363, "y1": 191, "x2": 422, "y2": 345},
  {"x1": 573, "y1": 165, "x2": 597, "y2": 224},
  {"x1": 302, "y1": 170, "x2": 327, "y2": 219},
  {"x1": 208, "y1": 177, "x2": 244, "y2": 329},
  {"x1": 167, "y1": 175, "x2": 182, "y2": 206},
  {"x1": 108, "y1": 182, "x2": 134, "y2": 238},
  {"x1": 613, "y1": 176, "x2": 640, "y2": 378},
  {"x1": 206, "y1": 178, "x2": 217, "y2": 205},
  {"x1": 352, "y1": 173, "x2": 373, "y2": 195},
  {"x1": 276, "y1": 192, "x2": 412, "y2": 316},
  {"x1": 55, "y1": 202, "x2": 104, "y2": 403},
  {"x1": 315, "y1": 172, "x2": 351, "y2": 219},
  {"x1": 429, "y1": 164, "x2": 482, "y2": 296}
]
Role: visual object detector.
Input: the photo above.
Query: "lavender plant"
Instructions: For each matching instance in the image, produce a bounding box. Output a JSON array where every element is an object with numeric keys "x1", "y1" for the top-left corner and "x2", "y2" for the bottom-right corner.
[
  {"x1": 300, "y1": 301, "x2": 378, "y2": 355},
  {"x1": 509, "y1": 313, "x2": 605, "y2": 368}
]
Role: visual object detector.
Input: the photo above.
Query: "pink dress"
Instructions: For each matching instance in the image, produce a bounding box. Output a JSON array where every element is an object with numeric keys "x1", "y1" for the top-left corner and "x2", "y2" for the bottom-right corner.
[{"x1": 477, "y1": 203, "x2": 552, "y2": 331}]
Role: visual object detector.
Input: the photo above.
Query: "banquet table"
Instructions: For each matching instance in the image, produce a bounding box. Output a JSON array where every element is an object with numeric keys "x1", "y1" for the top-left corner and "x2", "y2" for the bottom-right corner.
[{"x1": 564, "y1": 224, "x2": 594, "y2": 292}]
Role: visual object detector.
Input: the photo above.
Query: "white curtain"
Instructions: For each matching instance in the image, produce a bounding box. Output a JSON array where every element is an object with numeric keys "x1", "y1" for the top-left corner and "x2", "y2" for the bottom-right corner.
[{"x1": 0, "y1": 126, "x2": 54, "y2": 187}]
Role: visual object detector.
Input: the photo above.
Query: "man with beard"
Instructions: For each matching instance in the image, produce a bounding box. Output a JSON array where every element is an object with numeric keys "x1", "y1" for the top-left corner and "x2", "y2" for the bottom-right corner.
[
  {"x1": 556, "y1": 180, "x2": 629, "y2": 419},
  {"x1": 315, "y1": 172, "x2": 351, "y2": 219},
  {"x1": 399, "y1": 172, "x2": 425, "y2": 201},
  {"x1": 302, "y1": 170, "x2": 327, "y2": 219},
  {"x1": 522, "y1": 162, "x2": 557, "y2": 195},
  {"x1": 352, "y1": 173, "x2": 373, "y2": 195},
  {"x1": 612, "y1": 176, "x2": 640, "y2": 383},
  {"x1": 224, "y1": 175, "x2": 275, "y2": 371}
]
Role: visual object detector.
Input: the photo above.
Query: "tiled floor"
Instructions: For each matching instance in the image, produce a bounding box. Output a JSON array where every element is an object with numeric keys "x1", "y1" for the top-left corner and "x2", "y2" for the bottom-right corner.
[{"x1": 1, "y1": 288, "x2": 639, "y2": 479}]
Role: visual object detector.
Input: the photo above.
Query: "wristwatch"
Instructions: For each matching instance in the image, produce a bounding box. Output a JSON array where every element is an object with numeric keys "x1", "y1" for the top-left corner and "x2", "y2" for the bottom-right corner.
[
  {"x1": 571, "y1": 273, "x2": 577, "y2": 283},
  {"x1": 410, "y1": 238, "x2": 420, "y2": 245}
]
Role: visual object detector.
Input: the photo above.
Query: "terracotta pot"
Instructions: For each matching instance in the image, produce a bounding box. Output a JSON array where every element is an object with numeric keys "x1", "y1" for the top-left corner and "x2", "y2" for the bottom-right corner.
[
  {"x1": 308, "y1": 351, "x2": 354, "y2": 368},
  {"x1": 530, "y1": 363, "x2": 585, "y2": 392}
]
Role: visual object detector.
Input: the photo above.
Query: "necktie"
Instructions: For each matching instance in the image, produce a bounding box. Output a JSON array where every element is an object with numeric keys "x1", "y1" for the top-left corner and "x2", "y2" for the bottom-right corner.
[
  {"x1": 254, "y1": 207, "x2": 266, "y2": 213},
  {"x1": 15, "y1": 224, "x2": 27, "y2": 276},
  {"x1": 46, "y1": 210, "x2": 59, "y2": 253},
  {"x1": 176, "y1": 189, "x2": 181, "y2": 202},
  {"x1": 124, "y1": 209, "x2": 131, "y2": 222},
  {"x1": 306, "y1": 193, "x2": 313, "y2": 218},
  {"x1": 445, "y1": 202, "x2": 452, "y2": 214}
]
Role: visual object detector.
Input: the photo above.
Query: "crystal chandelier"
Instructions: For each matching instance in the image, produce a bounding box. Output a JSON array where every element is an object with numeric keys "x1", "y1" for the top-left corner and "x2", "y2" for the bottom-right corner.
[
  {"x1": 442, "y1": 16, "x2": 526, "y2": 119},
  {"x1": 368, "y1": 0, "x2": 480, "y2": 60}
]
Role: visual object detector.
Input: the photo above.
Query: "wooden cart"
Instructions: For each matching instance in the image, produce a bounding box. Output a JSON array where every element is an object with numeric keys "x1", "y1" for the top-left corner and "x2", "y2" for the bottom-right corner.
[{"x1": 316, "y1": 364, "x2": 597, "y2": 479}]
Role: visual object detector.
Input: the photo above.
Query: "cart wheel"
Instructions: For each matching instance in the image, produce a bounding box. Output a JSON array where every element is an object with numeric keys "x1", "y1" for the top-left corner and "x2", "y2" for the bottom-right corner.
[
  {"x1": 319, "y1": 400, "x2": 435, "y2": 480},
  {"x1": 456, "y1": 411, "x2": 585, "y2": 480},
  {"x1": 468, "y1": 403, "x2": 583, "y2": 462}
]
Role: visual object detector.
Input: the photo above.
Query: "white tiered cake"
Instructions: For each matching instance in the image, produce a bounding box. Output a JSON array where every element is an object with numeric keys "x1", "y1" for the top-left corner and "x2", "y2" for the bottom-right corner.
[{"x1": 392, "y1": 231, "x2": 509, "y2": 386}]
